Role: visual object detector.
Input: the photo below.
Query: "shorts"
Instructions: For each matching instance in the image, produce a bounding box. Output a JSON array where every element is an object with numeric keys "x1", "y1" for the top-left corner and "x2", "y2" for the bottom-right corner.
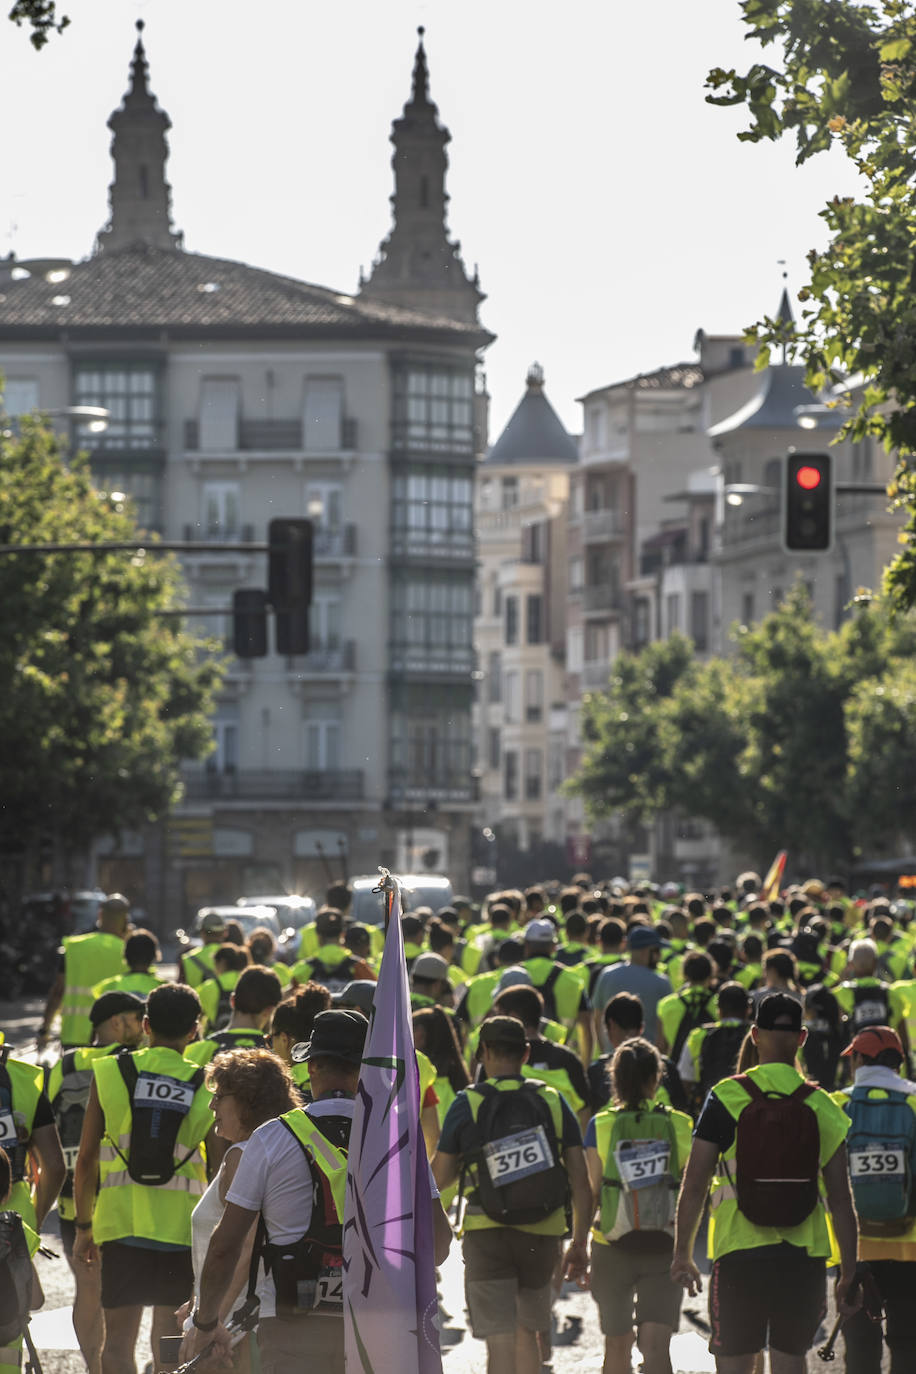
[
  {"x1": 58, "y1": 1218, "x2": 75, "y2": 1261},
  {"x1": 709, "y1": 1244, "x2": 826, "y2": 1357},
  {"x1": 258, "y1": 1316, "x2": 344, "y2": 1374},
  {"x1": 590, "y1": 1236, "x2": 682, "y2": 1337},
  {"x1": 100, "y1": 1240, "x2": 194, "y2": 1310},
  {"x1": 463, "y1": 1229, "x2": 561, "y2": 1338}
]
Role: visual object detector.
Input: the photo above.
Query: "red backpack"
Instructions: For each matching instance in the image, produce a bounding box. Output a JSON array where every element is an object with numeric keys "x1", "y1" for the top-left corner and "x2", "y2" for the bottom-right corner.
[{"x1": 733, "y1": 1074, "x2": 820, "y2": 1227}]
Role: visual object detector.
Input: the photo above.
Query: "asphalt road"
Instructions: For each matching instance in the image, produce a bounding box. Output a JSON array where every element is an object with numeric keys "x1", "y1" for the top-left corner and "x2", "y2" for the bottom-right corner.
[{"x1": 1, "y1": 984, "x2": 854, "y2": 1374}]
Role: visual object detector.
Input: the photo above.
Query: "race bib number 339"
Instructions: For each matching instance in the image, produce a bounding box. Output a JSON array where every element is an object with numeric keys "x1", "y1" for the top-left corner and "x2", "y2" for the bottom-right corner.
[
  {"x1": 850, "y1": 1145, "x2": 905, "y2": 1178},
  {"x1": 615, "y1": 1139, "x2": 671, "y2": 1191},
  {"x1": 133, "y1": 1074, "x2": 195, "y2": 1112},
  {"x1": 484, "y1": 1126, "x2": 551, "y2": 1185}
]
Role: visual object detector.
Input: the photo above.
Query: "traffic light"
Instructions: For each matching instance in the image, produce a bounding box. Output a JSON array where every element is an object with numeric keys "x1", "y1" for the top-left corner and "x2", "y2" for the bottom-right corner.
[
  {"x1": 783, "y1": 452, "x2": 833, "y2": 553},
  {"x1": 268, "y1": 518, "x2": 313, "y2": 655},
  {"x1": 232, "y1": 588, "x2": 268, "y2": 658}
]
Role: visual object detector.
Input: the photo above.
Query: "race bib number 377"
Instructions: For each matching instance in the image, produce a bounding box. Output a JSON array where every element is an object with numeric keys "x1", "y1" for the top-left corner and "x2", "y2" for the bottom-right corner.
[
  {"x1": 484, "y1": 1126, "x2": 551, "y2": 1185},
  {"x1": 133, "y1": 1074, "x2": 195, "y2": 1112},
  {"x1": 615, "y1": 1139, "x2": 671, "y2": 1191}
]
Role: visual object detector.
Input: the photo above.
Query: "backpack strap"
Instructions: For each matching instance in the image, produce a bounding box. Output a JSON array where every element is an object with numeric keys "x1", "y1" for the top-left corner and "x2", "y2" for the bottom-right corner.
[
  {"x1": 542, "y1": 965, "x2": 563, "y2": 994},
  {"x1": 733, "y1": 1073, "x2": 818, "y2": 1103},
  {"x1": 114, "y1": 1051, "x2": 205, "y2": 1173}
]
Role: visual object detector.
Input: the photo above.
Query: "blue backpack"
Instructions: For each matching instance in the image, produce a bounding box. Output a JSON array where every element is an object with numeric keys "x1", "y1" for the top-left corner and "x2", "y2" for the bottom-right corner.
[{"x1": 845, "y1": 1086, "x2": 916, "y2": 1236}]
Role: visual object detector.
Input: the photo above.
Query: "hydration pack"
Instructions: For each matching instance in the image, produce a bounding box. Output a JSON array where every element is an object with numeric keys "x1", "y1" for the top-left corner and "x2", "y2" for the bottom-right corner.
[
  {"x1": 670, "y1": 990, "x2": 716, "y2": 1067},
  {"x1": 0, "y1": 1047, "x2": 27, "y2": 1184},
  {"x1": 0, "y1": 1210, "x2": 32, "y2": 1347},
  {"x1": 698, "y1": 1023, "x2": 746, "y2": 1100},
  {"x1": 205, "y1": 1030, "x2": 266, "y2": 1056},
  {"x1": 850, "y1": 983, "x2": 891, "y2": 1032},
  {"x1": 51, "y1": 1051, "x2": 97, "y2": 1200},
  {"x1": 305, "y1": 957, "x2": 358, "y2": 996},
  {"x1": 598, "y1": 1104, "x2": 679, "y2": 1241},
  {"x1": 534, "y1": 966, "x2": 564, "y2": 1024},
  {"x1": 846, "y1": 1086, "x2": 916, "y2": 1236},
  {"x1": 212, "y1": 978, "x2": 235, "y2": 1033},
  {"x1": 462, "y1": 1081, "x2": 567, "y2": 1226},
  {"x1": 115, "y1": 1050, "x2": 205, "y2": 1186},
  {"x1": 732, "y1": 1074, "x2": 820, "y2": 1228}
]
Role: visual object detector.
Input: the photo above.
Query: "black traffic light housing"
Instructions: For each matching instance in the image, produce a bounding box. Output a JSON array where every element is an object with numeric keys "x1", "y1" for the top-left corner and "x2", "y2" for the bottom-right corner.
[
  {"x1": 268, "y1": 518, "x2": 313, "y2": 655},
  {"x1": 782, "y1": 452, "x2": 834, "y2": 553},
  {"x1": 232, "y1": 588, "x2": 268, "y2": 658}
]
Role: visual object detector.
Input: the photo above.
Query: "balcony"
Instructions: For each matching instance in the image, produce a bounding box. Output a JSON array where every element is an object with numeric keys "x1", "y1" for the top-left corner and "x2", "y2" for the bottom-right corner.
[
  {"x1": 387, "y1": 770, "x2": 475, "y2": 805},
  {"x1": 583, "y1": 508, "x2": 626, "y2": 542},
  {"x1": 584, "y1": 584, "x2": 623, "y2": 614},
  {"x1": 183, "y1": 523, "x2": 255, "y2": 545},
  {"x1": 388, "y1": 644, "x2": 475, "y2": 677},
  {"x1": 183, "y1": 417, "x2": 357, "y2": 452},
  {"x1": 290, "y1": 641, "x2": 357, "y2": 674},
  {"x1": 314, "y1": 525, "x2": 357, "y2": 558},
  {"x1": 181, "y1": 767, "x2": 364, "y2": 802},
  {"x1": 390, "y1": 529, "x2": 474, "y2": 562}
]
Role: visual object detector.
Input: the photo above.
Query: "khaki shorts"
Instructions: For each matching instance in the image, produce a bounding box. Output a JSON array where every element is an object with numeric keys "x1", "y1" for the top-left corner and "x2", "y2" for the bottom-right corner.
[
  {"x1": 589, "y1": 1236, "x2": 682, "y2": 1337},
  {"x1": 463, "y1": 1228, "x2": 561, "y2": 1337}
]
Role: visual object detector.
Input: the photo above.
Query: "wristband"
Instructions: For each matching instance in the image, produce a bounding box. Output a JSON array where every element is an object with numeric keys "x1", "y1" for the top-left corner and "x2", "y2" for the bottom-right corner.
[
  {"x1": 192, "y1": 1311, "x2": 218, "y2": 1333},
  {"x1": 75, "y1": 1220, "x2": 93, "y2": 1231}
]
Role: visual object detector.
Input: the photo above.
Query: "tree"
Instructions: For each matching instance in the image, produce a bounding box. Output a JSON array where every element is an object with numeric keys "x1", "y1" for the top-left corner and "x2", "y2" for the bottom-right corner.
[
  {"x1": 569, "y1": 587, "x2": 916, "y2": 872},
  {"x1": 8, "y1": 0, "x2": 68, "y2": 49},
  {"x1": 706, "y1": 0, "x2": 916, "y2": 608},
  {"x1": 0, "y1": 414, "x2": 224, "y2": 886}
]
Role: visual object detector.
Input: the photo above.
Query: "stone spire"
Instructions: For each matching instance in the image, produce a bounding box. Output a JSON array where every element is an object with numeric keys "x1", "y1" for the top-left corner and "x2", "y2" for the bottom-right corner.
[
  {"x1": 95, "y1": 21, "x2": 183, "y2": 255},
  {"x1": 359, "y1": 28, "x2": 483, "y2": 324}
]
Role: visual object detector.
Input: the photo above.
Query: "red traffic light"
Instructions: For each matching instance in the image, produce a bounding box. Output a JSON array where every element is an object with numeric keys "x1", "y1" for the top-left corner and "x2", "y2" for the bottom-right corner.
[{"x1": 795, "y1": 465, "x2": 822, "y2": 491}]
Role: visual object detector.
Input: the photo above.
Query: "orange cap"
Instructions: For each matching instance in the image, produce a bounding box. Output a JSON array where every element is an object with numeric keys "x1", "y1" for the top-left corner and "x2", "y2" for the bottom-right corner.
[{"x1": 841, "y1": 1025, "x2": 903, "y2": 1060}]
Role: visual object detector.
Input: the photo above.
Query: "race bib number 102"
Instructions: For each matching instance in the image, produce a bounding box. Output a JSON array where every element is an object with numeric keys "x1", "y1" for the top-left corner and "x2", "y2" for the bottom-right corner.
[{"x1": 133, "y1": 1074, "x2": 195, "y2": 1112}]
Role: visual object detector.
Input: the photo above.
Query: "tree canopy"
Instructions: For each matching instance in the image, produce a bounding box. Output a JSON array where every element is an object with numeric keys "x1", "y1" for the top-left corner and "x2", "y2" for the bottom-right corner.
[
  {"x1": 0, "y1": 413, "x2": 224, "y2": 878},
  {"x1": 569, "y1": 586, "x2": 916, "y2": 872},
  {"x1": 706, "y1": 0, "x2": 916, "y2": 609},
  {"x1": 8, "y1": 0, "x2": 67, "y2": 49}
]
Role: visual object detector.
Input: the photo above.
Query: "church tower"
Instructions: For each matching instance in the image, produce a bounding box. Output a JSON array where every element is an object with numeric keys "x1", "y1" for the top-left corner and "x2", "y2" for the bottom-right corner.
[
  {"x1": 95, "y1": 21, "x2": 183, "y2": 254},
  {"x1": 360, "y1": 28, "x2": 483, "y2": 324}
]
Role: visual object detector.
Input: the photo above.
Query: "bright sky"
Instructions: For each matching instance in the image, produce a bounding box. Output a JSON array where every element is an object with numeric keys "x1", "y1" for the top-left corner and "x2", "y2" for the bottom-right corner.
[{"x1": 2, "y1": 0, "x2": 858, "y2": 440}]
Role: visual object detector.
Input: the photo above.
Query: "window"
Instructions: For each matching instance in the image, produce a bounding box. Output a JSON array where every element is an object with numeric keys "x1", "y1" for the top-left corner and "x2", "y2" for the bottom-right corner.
[
  {"x1": 569, "y1": 557, "x2": 584, "y2": 593},
  {"x1": 212, "y1": 713, "x2": 239, "y2": 772},
  {"x1": 493, "y1": 585, "x2": 502, "y2": 616},
  {"x1": 501, "y1": 476, "x2": 519, "y2": 509},
  {"x1": 306, "y1": 482, "x2": 343, "y2": 529},
  {"x1": 504, "y1": 750, "x2": 519, "y2": 801},
  {"x1": 391, "y1": 574, "x2": 474, "y2": 656},
  {"x1": 311, "y1": 598, "x2": 342, "y2": 652},
  {"x1": 488, "y1": 727, "x2": 501, "y2": 771},
  {"x1": 199, "y1": 378, "x2": 239, "y2": 451},
  {"x1": 304, "y1": 377, "x2": 343, "y2": 451},
  {"x1": 527, "y1": 594, "x2": 543, "y2": 644},
  {"x1": 729, "y1": 346, "x2": 745, "y2": 368},
  {"x1": 522, "y1": 523, "x2": 544, "y2": 563},
  {"x1": 741, "y1": 592, "x2": 755, "y2": 626},
  {"x1": 505, "y1": 671, "x2": 520, "y2": 723},
  {"x1": 98, "y1": 469, "x2": 163, "y2": 533},
  {"x1": 391, "y1": 466, "x2": 473, "y2": 553},
  {"x1": 666, "y1": 593, "x2": 681, "y2": 635},
  {"x1": 389, "y1": 687, "x2": 471, "y2": 793},
  {"x1": 690, "y1": 591, "x2": 709, "y2": 651},
  {"x1": 505, "y1": 595, "x2": 519, "y2": 645},
  {"x1": 548, "y1": 741, "x2": 565, "y2": 791},
  {"x1": 771, "y1": 586, "x2": 784, "y2": 608},
  {"x1": 525, "y1": 749, "x2": 543, "y2": 800},
  {"x1": 525, "y1": 670, "x2": 543, "y2": 722},
  {"x1": 306, "y1": 720, "x2": 341, "y2": 770},
  {"x1": 202, "y1": 482, "x2": 240, "y2": 540},
  {"x1": 1, "y1": 378, "x2": 38, "y2": 416},
  {"x1": 487, "y1": 651, "x2": 502, "y2": 703},
  {"x1": 585, "y1": 622, "x2": 610, "y2": 663},
  {"x1": 633, "y1": 598, "x2": 651, "y2": 647},
  {"x1": 394, "y1": 366, "x2": 474, "y2": 453},
  {"x1": 567, "y1": 625, "x2": 584, "y2": 673},
  {"x1": 74, "y1": 363, "x2": 160, "y2": 450}
]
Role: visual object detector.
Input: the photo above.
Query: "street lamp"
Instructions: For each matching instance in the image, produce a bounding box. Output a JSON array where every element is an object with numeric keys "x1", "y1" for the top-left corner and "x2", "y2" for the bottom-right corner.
[{"x1": 723, "y1": 483, "x2": 776, "y2": 508}]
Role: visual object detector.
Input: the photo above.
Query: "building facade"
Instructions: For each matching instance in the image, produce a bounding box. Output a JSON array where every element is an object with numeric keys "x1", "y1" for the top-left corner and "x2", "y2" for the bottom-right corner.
[{"x1": 0, "y1": 27, "x2": 492, "y2": 923}]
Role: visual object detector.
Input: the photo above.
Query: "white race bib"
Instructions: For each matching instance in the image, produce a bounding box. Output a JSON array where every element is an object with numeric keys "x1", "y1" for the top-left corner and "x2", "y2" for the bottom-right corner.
[
  {"x1": 0, "y1": 1109, "x2": 16, "y2": 1145},
  {"x1": 315, "y1": 1272, "x2": 343, "y2": 1308},
  {"x1": 483, "y1": 1126, "x2": 551, "y2": 1185},
  {"x1": 850, "y1": 1145, "x2": 905, "y2": 1179},
  {"x1": 853, "y1": 1000, "x2": 887, "y2": 1027},
  {"x1": 133, "y1": 1074, "x2": 195, "y2": 1112},
  {"x1": 63, "y1": 1144, "x2": 81, "y2": 1172},
  {"x1": 615, "y1": 1139, "x2": 671, "y2": 1191}
]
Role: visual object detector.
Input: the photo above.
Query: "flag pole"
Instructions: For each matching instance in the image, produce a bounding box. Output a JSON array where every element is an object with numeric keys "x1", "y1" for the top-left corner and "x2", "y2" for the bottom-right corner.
[{"x1": 375, "y1": 866, "x2": 396, "y2": 934}]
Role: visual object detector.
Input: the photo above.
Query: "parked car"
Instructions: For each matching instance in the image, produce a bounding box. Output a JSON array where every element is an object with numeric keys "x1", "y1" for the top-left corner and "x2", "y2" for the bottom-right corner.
[
  {"x1": 238, "y1": 894, "x2": 317, "y2": 963},
  {"x1": 348, "y1": 874, "x2": 454, "y2": 928},
  {"x1": 175, "y1": 904, "x2": 281, "y2": 959}
]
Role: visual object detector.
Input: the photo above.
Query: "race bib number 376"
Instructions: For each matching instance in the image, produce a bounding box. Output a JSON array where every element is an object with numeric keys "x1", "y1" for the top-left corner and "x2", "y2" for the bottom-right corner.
[
  {"x1": 133, "y1": 1074, "x2": 195, "y2": 1112},
  {"x1": 484, "y1": 1126, "x2": 551, "y2": 1185}
]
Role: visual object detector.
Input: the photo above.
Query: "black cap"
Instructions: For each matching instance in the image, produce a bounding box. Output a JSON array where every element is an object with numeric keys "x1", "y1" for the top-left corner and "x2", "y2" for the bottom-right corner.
[
  {"x1": 754, "y1": 991, "x2": 803, "y2": 1032},
  {"x1": 90, "y1": 991, "x2": 146, "y2": 1027},
  {"x1": 303, "y1": 1009, "x2": 368, "y2": 1065},
  {"x1": 315, "y1": 907, "x2": 345, "y2": 937}
]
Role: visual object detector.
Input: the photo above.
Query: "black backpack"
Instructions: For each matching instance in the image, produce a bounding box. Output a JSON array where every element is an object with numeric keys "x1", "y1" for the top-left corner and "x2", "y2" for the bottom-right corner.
[
  {"x1": 0, "y1": 1047, "x2": 28, "y2": 1184},
  {"x1": 51, "y1": 1050, "x2": 100, "y2": 1202},
  {"x1": 0, "y1": 1210, "x2": 32, "y2": 1346},
  {"x1": 698, "y1": 1023, "x2": 746, "y2": 1099},
  {"x1": 850, "y1": 982, "x2": 891, "y2": 1032},
  {"x1": 115, "y1": 1050, "x2": 205, "y2": 1186},
  {"x1": 462, "y1": 1080, "x2": 568, "y2": 1226},
  {"x1": 670, "y1": 989, "x2": 716, "y2": 1066},
  {"x1": 206, "y1": 1030, "x2": 267, "y2": 1055},
  {"x1": 534, "y1": 966, "x2": 564, "y2": 1023},
  {"x1": 212, "y1": 978, "x2": 235, "y2": 1032}
]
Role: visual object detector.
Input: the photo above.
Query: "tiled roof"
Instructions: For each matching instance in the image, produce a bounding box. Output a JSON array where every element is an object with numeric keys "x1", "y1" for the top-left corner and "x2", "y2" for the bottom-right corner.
[
  {"x1": 707, "y1": 363, "x2": 844, "y2": 437},
  {"x1": 0, "y1": 245, "x2": 490, "y2": 341},
  {"x1": 578, "y1": 362, "x2": 703, "y2": 403}
]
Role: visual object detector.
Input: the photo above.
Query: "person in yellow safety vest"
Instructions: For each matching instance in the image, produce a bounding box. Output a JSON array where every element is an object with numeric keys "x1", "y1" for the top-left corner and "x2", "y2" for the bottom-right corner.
[
  {"x1": 412, "y1": 1004, "x2": 471, "y2": 1203},
  {"x1": 521, "y1": 917, "x2": 593, "y2": 1061},
  {"x1": 835, "y1": 939, "x2": 911, "y2": 1059},
  {"x1": 267, "y1": 983, "x2": 333, "y2": 1104},
  {"x1": 46, "y1": 992, "x2": 145, "y2": 1374},
  {"x1": 0, "y1": 1145, "x2": 41, "y2": 1374},
  {"x1": 671, "y1": 991, "x2": 861, "y2": 1373},
  {"x1": 460, "y1": 902, "x2": 517, "y2": 978},
  {"x1": 185, "y1": 965, "x2": 283, "y2": 1069},
  {"x1": 180, "y1": 911, "x2": 228, "y2": 990},
  {"x1": 554, "y1": 910, "x2": 591, "y2": 986},
  {"x1": 588, "y1": 991, "x2": 689, "y2": 1118},
  {"x1": 183, "y1": 1009, "x2": 453, "y2": 1374},
  {"x1": 342, "y1": 923, "x2": 380, "y2": 977},
  {"x1": 585, "y1": 1037, "x2": 694, "y2": 1374},
  {"x1": 454, "y1": 939, "x2": 526, "y2": 1036},
  {"x1": 197, "y1": 945, "x2": 251, "y2": 1035},
  {"x1": 486, "y1": 984, "x2": 592, "y2": 1130},
  {"x1": 869, "y1": 915, "x2": 910, "y2": 982},
  {"x1": 40, "y1": 893, "x2": 130, "y2": 1050},
  {"x1": 73, "y1": 983, "x2": 216, "y2": 1374},
  {"x1": 244, "y1": 928, "x2": 292, "y2": 988},
  {"x1": 0, "y1": 1039, "x2": 66, "y2": 1250},
  {"x1": 432, "y1": 1015, "x2": 592, "y2": 1374},
  {"x1": 290, "y1": 907, "x2": 376, "y2": 994},
  {"x1": 656, "y1": 952, "x2": 716, "y2": 1063},
  {"x1": 734, "y1": 933, "x2": 764, "y2": 991},
  {"x1": 831, "y1": 1025, "x2": 916, "y2": 1374},
  {"x1": 93, "y1": 930, "x2": 164, "y2": 1001}
]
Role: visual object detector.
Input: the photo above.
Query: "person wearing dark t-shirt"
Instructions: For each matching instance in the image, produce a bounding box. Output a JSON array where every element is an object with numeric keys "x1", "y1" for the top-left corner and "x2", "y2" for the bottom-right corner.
[
  {"x1": 588, "y1": 992, "x2": 687, "y2": 1116},
  {"x1": 480, "y1": 985, "x2": 591, "y2": 1127}
]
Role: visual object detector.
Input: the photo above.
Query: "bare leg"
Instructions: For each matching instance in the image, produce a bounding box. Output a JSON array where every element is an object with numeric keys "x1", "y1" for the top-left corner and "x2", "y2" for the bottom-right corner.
[
  {"x1": 151, "y1": 1305, "x2": 180, "y2": 1374},
  {"x1": 101, "y1": 1304, "x2": 142, "y2": 1374},
  {"x1": 603, "y1": 1331, "x2": 634, "y2": 1374},
  {"x1": 768, "y1": 1351, "x2": 807, "y2": 1374},
  {"x1": 715, "y1": 1355, "x2": 758, "y2": 1374},
  {"x1": 68, "y1": 1253, "x2": 104, "y2": 1374},
  {"x1": 515, "y1": 1326, "x2": 541, "y2": 1374},
  {"x1": 638, "y1": 1321, "x2": 673, "y2": 1374},
  {"x1": 484, "y1": 1331, "x2": 516, "y2": 1374}
]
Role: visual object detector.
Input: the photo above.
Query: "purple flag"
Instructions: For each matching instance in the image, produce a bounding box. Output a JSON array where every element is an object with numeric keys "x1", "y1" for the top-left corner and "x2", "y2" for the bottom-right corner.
[{"x1": 343, "y1": 881, "x2": 443, "y2": 1374}]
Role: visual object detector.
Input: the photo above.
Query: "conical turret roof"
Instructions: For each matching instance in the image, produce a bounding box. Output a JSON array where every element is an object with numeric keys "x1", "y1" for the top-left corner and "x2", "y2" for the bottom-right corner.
[{"x1": 484, "y1": 364, "x2": 578, "y2": 467}]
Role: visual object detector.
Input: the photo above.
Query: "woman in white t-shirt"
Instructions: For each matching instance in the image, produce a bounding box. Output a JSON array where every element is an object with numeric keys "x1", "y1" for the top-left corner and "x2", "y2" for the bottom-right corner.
[{"x1": 176, "y1": 1048, "x2": 299, "y2": 1362}]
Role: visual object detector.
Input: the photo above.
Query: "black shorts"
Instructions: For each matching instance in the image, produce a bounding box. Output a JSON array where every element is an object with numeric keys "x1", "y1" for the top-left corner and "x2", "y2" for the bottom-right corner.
[
  {"x1": 709, "y1": 1243, "x2": 826, "y2": 1357},
  {"x1": 100, "y1": 1240, "x2": 193, "y2": 1310}
]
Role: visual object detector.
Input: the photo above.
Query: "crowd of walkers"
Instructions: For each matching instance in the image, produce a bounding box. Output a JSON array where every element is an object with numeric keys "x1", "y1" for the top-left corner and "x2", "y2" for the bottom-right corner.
[{"x1": 1, "y1": 870, "x2": 915, "y2": 1374}]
